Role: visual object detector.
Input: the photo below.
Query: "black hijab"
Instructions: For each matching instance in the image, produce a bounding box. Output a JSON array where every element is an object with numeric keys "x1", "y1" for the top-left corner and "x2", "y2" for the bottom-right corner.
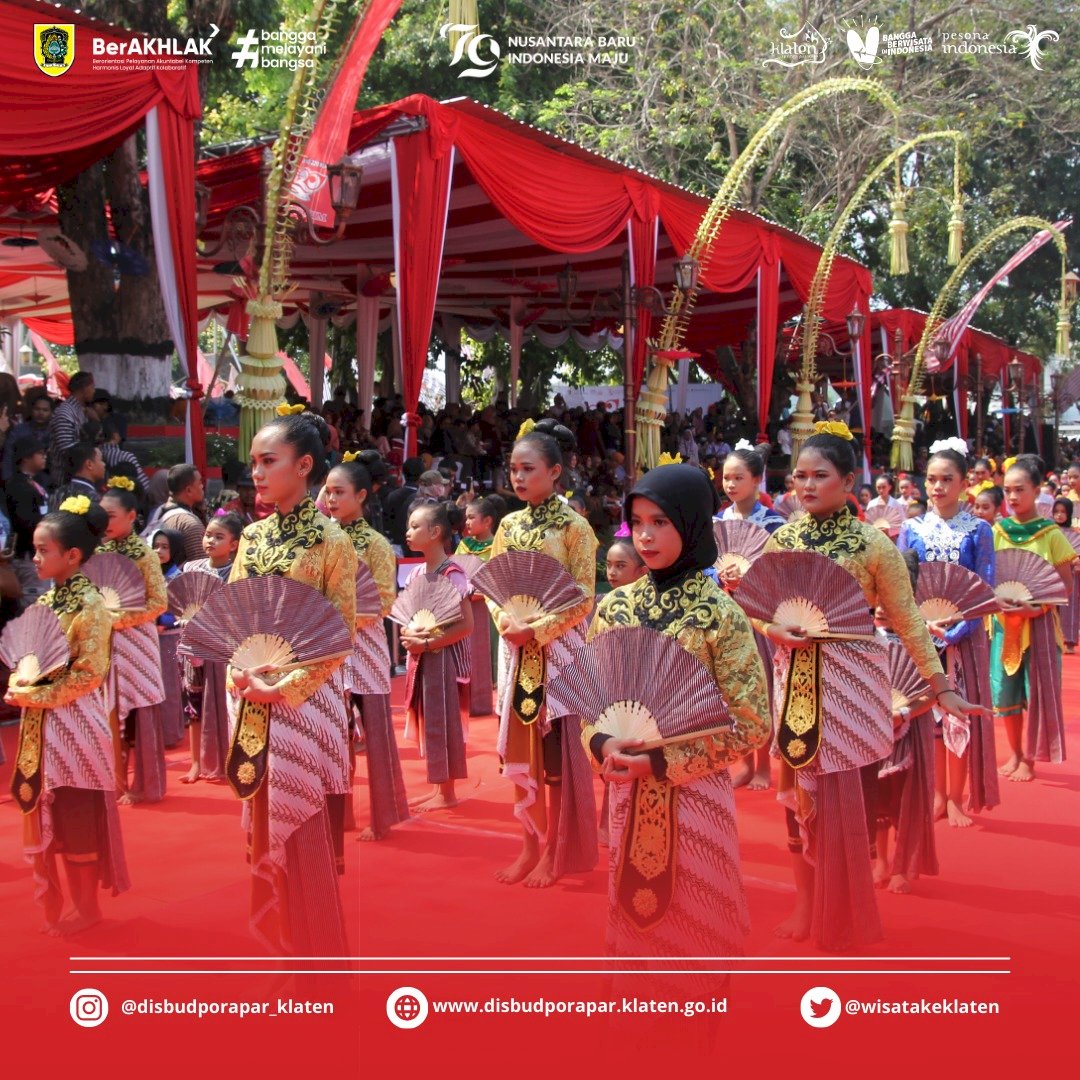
[{"x1": 624, "y1": 464, "x2": 719, "y2": 592}]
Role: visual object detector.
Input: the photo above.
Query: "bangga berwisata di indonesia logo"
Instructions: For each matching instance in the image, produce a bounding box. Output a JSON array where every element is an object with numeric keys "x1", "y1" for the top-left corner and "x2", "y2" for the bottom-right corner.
[{"x1": 35, "y1": 24, "x2": 75, "y2": 76}]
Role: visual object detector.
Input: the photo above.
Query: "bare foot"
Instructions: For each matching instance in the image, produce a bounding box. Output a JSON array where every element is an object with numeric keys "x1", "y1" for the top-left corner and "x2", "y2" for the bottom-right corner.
[
  {"x1": 56, "y1": 910, "x2": 102, "y2": 936},
  {"x1": 998, "y1": 754, "x2": 1021, "y2": 777},
  {"x1": 946, "y1": 799, "x2": 973, "y2": 828},
  {"x1": 873, "y1": 858, "x2": 890, "y2": 889},
  {"x1": 413, "y1": 793, "x2": 458, "y2": 814},
  {"x1": 888, "y1": 874, "x2": 911, "y2": 894},
  {"x1": 774, "y1": 906, "x2": 811, "y2": 941},
  {"x1": 748, "y1": 768, "x2": 771, "y2": 791},
  {"x1": 118, "y1": 791, "x2": 144, "y2": 806},
  {"x1": 1009, "y1": 760, "x2": 1035, "y2": 782},
  {"x1": 357, "y1": 826, "x2": 386, "y2": 841},
  {"x1": 523, "y1": 848, "x2": 558, "y2": 889},
  {"x1": 180, "y1": 765, "x2": 200, "y2": 784},
  {"x1": 495, "y1": 845, "x2": 540, "y2": 885},
  {"x1": 933, "y1": 792, "x2": 946, "y2": 820},
  {"x1": 729, "y1": 760, "x2": 753, "y2": 789}
]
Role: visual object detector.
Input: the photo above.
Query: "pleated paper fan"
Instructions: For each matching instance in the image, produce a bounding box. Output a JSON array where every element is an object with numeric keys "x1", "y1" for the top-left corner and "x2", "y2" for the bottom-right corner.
[
  {"x1": 167, "y1": 571, "x2": 223, "y2": 623},
  {"x1": 470, "y1": 550, "x2": 585, "y2": 624},
  {"x1": 82, "y1": 552, "x2": 146, "y2": 612},
  {"x1": 178, "y1": 576, "x2": 352, "y2": 671},
  {"x1": 914, "y1": 561, "x2": 999, "y2": 624},
  {"x1": 548, "y1": 626, "x2": 733, "y2": 748},
  {"x1": 1064, "y1": 528, "x2": 1080, "y2": 558},
  {"x1": 776, "y1": 494, "x2": 805, "y2": 521},
  {"x1": 713, "y1": 519, "x2": 770, "y2": 575},
  {"x1": 389, "y1": 574, "x2": 463, "y2": 632},
  {"x1": 994, "y1": 548, "x2": 1070, "y2": 606},
  {"x1": 354, "y1": 562, "x2": 382, "y2": 620},
  {"x1": 0, "y1": 606, "x2": 69, "y2": 684},
  {"x1": 735, "y1": 551, "x2": 874, "y2": 639},
  {"x1": 865, "y1": 503, "x2": 904, "y2": 533},
  {"x1": 887, "y1": 639, "x2": 929, "y2": 711},
  {"x1": 449, "y1": 553, "x2": 486, "y2": 581}
]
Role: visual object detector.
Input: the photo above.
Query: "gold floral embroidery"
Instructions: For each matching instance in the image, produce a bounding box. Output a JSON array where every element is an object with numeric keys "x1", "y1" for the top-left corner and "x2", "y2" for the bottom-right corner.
[
  {"x1": 500, "y1": 494, "x2": 574, "y2": 552},
  {"x1": 778, "y1": 644, "x2": 822, "y2": 769},
  {"x1": 772, "y1": 504, "x2": 867, "y2": 560},
  {"x1": 98, "y1": 533, "x2": 149, "y2": 560},
  {"x1": 42, "y1": 573, "x2": 98, "y2": 615},
  {"x1": 342, "y1": 518, "x2": 377, "y2": 554},
  {"x1": 633, "y1": 888, "x2": 658, "y2": 917},
  {"x1": 628, "y1": 775, "x2": 674, "y2": 881},
  {"x1": 241, "y1": 498, "x2": 325, "y2": 577}
]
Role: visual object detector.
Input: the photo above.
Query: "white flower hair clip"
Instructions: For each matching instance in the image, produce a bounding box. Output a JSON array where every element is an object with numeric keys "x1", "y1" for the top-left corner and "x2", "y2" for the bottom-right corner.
[
  {"x1": 733, "y1": 438, "x2": 755, "y2": 451},
  {"x1": 929, "y1": 437, "x2": 969, "y2": 457}
]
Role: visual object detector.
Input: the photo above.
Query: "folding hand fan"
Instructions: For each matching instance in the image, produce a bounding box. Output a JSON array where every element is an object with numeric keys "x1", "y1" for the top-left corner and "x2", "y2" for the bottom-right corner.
[
  {"x1": 449, "y1": 553, "x2": 486, "y2": 581},
  {"x1": 776, "y1": 494, "x2": 805, "y2": 521},
  {"x1": 914, "y1": 561, "x2": 1000, "y2": 624},
  {"x1": 548, "y1": 625, "x2": 733, "y2": 749},
  {"x1": 994, "y1": 548, "x2": 1070, "y2": 606},
  {"x1": 1064, "y1": 528, "x2": 1080, "y2": 558},
  {"x1": 178, "y1": 576, "x2": 352, "y2": 672},
  {"x1": 887, "y1": 639, "x2": 930, "y2": 711},
  {"x1": 734, "y1": 551, "x2": 875, "y2": 640},
  {"x1": 82, "y1": 552, "x2": 146, "y2": 612},
  {"x1": 354, "y1": 561, "x2": 382, "y2": 620},
  {"x1": 389, "y1": 574, "x2": 464, "y2": 633},
  {"x1": 0, "y1": 606, "x2": 69, "y2": 684},
  {"x1": 712, "y1": 519, "x2": 770, "y2": 575},
  {"x1": 167, "y1": 571, "x2": 223, "y2": 623},
  {"x1": 470, "y1": 550, "x2": 585, "y2": 624},
  {"x1": 865, "y1": 503, "x2": 905, "y2": 533}
]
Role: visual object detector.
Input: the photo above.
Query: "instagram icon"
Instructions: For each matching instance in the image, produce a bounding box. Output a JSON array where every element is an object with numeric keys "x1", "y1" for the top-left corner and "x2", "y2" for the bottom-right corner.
[{"x1": 69, "y1": 988, "x2": 109, "y2": 1028}]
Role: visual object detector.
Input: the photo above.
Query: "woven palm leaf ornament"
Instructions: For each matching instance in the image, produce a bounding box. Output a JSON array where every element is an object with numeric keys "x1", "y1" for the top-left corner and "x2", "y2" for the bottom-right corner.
[
  {"x1": 712, "y1": 519, "x2": 770, "y2": 576},
  {"x1": 167, "y1": 571, "x2": 224, "y2": 623},
  {"x1": 470, "y1": 551, "x2": 585, "y2": 625},
  {"x1": 0, "y1": 606, "x2": 69, "y2": 686},
  {"x1": 913, "y1": 562, "x2": 1000, "y2": 625},
  {"x1": 2, "y1": 605, "x2": 72, "y2": 814},
  {"x1": 354, "y1": 561, "x2": 382, "y2": 620},
  {"x1": 389, "y1": 574, "x2": 464, "y2": 635},
  {"x1": 865, "y1": 503, "x2": 905, "y2": 535},
  {"x1": 82, "y1": 552, "x2": 146, "y2": 612},
  {"x1": 993, "y1": 548, "x2": 1070, "y2": 606}
]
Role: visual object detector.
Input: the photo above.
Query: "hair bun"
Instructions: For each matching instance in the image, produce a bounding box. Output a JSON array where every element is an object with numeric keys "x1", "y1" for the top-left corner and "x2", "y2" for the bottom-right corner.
[{"x1": 83, "y1": 503, "x2": 109, "y2": 539}]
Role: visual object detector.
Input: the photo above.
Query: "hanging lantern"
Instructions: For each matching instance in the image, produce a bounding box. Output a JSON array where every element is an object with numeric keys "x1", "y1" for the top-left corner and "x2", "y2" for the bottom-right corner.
[
  {"x1": 888, "y1": 193, "x2": 909, "y2": 275},
  {"x1": 1057, "y1": 303, "x2": 1071, "y2": 357},
  {"x1": 947, "y1": 196, "x2": 964, "y2": 266}
]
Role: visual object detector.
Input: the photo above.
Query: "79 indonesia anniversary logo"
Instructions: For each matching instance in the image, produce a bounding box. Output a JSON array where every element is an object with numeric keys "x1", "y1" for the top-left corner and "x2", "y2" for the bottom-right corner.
[{"x1": 35, "y1": 24, "x2": 75, "y2": 76}]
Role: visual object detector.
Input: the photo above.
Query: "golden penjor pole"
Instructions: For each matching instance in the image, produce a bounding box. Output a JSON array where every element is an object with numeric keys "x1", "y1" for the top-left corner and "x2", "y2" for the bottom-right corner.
[
  {"x1": 790, "y1": 131, "x2": 966, "y2": 463},
  {"x1": 638, "y1": 77, "x2": 902, "y2": 471},
  {"x1": 891, "y1": 216, "x2": 1071, "y2": 471}
]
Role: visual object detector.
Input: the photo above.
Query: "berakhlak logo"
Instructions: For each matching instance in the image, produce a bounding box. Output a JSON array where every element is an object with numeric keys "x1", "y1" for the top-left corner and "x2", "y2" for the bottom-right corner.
[
  {"x1": 1004, "y1": 25, "x2": 1058, "y2": 70},
  {"x1": 440, "y1": 22, "x2": 500, "y2": 78},
  {"x1": 799, "y1": 985, "x2": 841, "y2": 1028},
  {"x1": 69, "y1": 988, "x2": 109, "y2": 1028},
  {"x1": 386, "y1": 986, "x2": 429, "y2": 1029},
  {"x1": 847, "y1": 25, "x2": 881, "y2": 68},
  {"x1": 35, "y1": 24, "x2": 75, "y2": 77}
]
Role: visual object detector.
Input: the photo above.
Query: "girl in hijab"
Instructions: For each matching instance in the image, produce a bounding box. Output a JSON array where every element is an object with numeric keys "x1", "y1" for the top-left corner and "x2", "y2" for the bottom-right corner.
[{"x1": 586, "y1": 464, "x2": 770, "y2": 985}]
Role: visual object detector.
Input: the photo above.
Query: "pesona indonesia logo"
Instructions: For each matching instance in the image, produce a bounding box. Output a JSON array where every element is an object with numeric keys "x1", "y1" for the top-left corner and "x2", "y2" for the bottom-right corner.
[
  {"x1": 1004, "y1": 25, "x2": 1059, "y2": 70},
  {"x1": 761, "y1": 22, "x2": 827, "y2": 68},
  {"x1": 940, "y1": 25, "x2": 1057, "y2": 70},
  {"x1": 441, "y1": 22, "x2": 501, "y2": 78}
]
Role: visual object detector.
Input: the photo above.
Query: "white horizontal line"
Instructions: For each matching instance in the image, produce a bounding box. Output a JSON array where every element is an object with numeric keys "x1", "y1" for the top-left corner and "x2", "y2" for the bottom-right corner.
[
  {"x1": 68, "y1": 969, "x2": 1012, "y2": 976},
  {"x1": 68, "y1": 955, "x2": 1013, "y2": 962}
]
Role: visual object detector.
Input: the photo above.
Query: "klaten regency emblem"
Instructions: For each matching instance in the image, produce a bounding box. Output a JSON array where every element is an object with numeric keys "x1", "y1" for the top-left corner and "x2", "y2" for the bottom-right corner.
[{"x1": 35, "y1": 24, "x2": 75, "y2": 77}]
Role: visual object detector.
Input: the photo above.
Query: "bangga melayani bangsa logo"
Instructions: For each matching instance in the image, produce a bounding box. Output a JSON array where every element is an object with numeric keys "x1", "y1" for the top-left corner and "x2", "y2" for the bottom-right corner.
[{"x1": 35, "y1": 24, "x2": 75, "y2": 76}]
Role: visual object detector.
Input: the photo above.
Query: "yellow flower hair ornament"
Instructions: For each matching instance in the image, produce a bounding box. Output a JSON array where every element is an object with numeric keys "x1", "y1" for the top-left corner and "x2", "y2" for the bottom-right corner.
[
  {"x1": 813, "y1": 420, "x2": 855, "y2": 441},
  {"x1": 276, "y1": 403, "x2": 306, "y2": 416},
  {"x1": 342, "y1": 450, "x2": 360, "y2": 463},
  {"x1": 656, "y1": 451, "x2": 684, "y2": 467},
  {"x1": 1002, "y1": 456, "x2": 1018, "y2": 474},
  {"x1": 969, "y1": 480, "x2": 995, "y2": 496},
  {"x1": 987, "y1": 458, "x2": 997, "y2": 472},
  {"x1": 106, "y1": 476, "x2": 136, "y2": 491},
  {"x1": 515, "y1": 417, "x2": 537, "y2": 440},
  {"x1": 59, "y1": 495, "x2": 91, "y2": 515}
]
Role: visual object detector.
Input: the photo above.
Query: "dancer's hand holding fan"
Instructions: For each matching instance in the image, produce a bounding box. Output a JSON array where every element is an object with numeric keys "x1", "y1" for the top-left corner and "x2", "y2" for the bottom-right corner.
[
  {"x1": 712, "y1": 519, "x2": 769, "y2": 587},
  {"x1": 913, "y1": 562, "x2": 999, "y2": 638},
  {"x1": 0, "y1": 606, "x2": 69, "y2": 696},
  {"x1": 390, "y1": 574, "x2": 466, "y2": 653},
  {"x1": 993, "y1": 548, "x2": 1071, "y2": 615}
]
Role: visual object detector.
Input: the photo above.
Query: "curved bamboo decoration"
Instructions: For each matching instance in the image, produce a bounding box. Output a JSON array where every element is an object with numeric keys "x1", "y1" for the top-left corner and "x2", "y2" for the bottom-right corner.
[
  {"x1": 890, "y1": 215, "x2": 1070, "y2": 470},
  {"x1": 790, "y1": 131, "x2": 965, "y2": 463},
  {"x1": 636, "y1": 77, "x2": 901, "y2": 470}
]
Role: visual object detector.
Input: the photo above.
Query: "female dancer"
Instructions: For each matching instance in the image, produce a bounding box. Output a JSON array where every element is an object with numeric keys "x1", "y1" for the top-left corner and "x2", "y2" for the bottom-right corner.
[
  {"x1": 898, "y1": 441, "x2": 997, "y2": 828},
  {"x1": 323, "y1": 458, "x2": 408, "y2": 840},
  {"x1": 178, "y1": 514, "x2": 242, "y2": 783},
  {"x1": 717, "y1": 444, "x2": 782, "y2": 791},
  {"x1": 5, "y1": 498, "x2": 129, "y2": 934},
  {"x1": 229, "y1": 411, "x2": 356, "y2": 954},
  {"x1": 98, "y1": 479, "x2": 168, "y2": 805},
  {"x1": 1052, "y1": 496, "x2": 1078, "y2": 655},
  {"x1": 587, "y1": 464, "x2": 769, "y2": 983},
  {"x1": 992, "y1": 456, "x2": 1077, "y2": 782},
  {"x1": 150, "y1": 526, "x2": 186, "y2": 749},
  {"x1": 490, "y1": 419, "x2": 598, "y2": 889},
  {"x1": 764, "y1": 424, "x2": 986, "y2": 950}
]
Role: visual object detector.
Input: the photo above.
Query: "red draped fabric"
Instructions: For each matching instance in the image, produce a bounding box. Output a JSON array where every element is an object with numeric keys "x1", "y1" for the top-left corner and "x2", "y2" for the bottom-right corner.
[
  {"x1": 627, "y1": 204, "x2": 659, "y2": 393},
  {"x1": 756, "y1": 245, "x2": 780, "y2": 441}
]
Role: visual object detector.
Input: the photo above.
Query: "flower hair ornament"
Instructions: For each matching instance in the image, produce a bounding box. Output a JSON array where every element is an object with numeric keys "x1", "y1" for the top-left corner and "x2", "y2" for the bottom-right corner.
[
  {"x1": 276, "y1": 403, "x2": 306, "y2": 416},
  {"x1": 733, "y1": 438, "x2": 755, "y2": 452},
  {"x1": 1002, "y1": 456, "x2": 1018, "y2": 474},
  {"x1": 812, "y1": 420, "x2": 855, "y2": 441},
  {"x1": 341, "y1": 450, "x2": 360, "y2": 463},
  {"x1": 929, "y1": 437, "x2": 969, "y2": 457},
  {"x1": 59, "y1": 495, "x2": 91, "y2": 515},
  {"x1": 656, "y1": 451, "x2": 684, "y2": 467},
  {"x1": 106, "y1": 475, "x2": 136, "y2": 491},
  {"x1": 516, "y1": 417, "x2": 537, "y2": 440}
]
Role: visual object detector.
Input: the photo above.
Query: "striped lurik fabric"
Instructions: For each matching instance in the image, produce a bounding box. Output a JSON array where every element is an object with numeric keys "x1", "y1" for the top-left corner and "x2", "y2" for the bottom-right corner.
[
  {"x1": 1026, "y1": 612, "x2": 1066, "y2": 763},
  {"x1": 551, "y1": 713, "x2": 599, "y2": 879},
  {"x1": 954, "y1": 625, "x2": 999, "y2": 812},
  {"x1": 889, "y1": 713, "x2": 938, "y2": 880},
  {"x1": 158, "y1": 631, "x2": 185, "y2": 747},
  {"x1": 353, "y1": 692, "x2": 409, "y2": 835},
  {"x1": 467, "y1": 599, "x2": 494, "y2": 716},
  {"x1": 605, "y1": 770, "x2": 748, "y2": 995},
  {"x1": 197, "y1": 660, "x2": 230, "y2": 781},
  {"x1": 403, "y1": 646, "x2": 467, "y2": 785}
]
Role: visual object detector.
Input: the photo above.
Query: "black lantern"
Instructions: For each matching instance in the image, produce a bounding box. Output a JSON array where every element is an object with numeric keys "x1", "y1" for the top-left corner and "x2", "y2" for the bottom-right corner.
[
  {"x1": 845, "y1": 306, "x2": 866, "y2": 340},
  {"x1": 327, "y1": 161, "x2": 363, "y2": 215},
  {"x1": 673, "y1": 255, "x2": 699, "y2": 294},
  {"x1": 1065, "y1": 269, "x2": 1080, "y2": 305},
  {"x1": 1008, "y1": 357, "x2": 1024, "y2": 390},
  {"x1": 557, "y1": 263, "x2": 578, "y2": 306}
]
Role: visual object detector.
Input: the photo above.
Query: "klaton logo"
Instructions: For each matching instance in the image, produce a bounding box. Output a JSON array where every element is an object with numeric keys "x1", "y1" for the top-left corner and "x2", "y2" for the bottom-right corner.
[{"x1": 441, "y1": 22, "x2": 500, "y2": 78}]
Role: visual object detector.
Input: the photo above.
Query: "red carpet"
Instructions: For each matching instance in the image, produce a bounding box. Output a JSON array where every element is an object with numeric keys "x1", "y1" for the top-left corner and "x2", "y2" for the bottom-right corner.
[{"x1": 2, "y1": 663, "x2": 1078, "y2": 1075}]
